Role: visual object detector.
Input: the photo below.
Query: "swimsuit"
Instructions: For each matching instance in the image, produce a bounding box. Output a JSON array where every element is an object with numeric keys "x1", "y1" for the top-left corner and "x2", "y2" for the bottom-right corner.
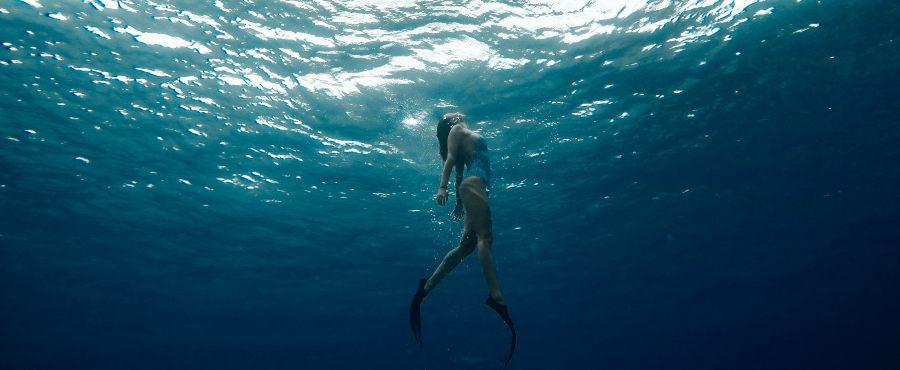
[{"x1": 465, "y1": 136, "x2": 491, "y2": 188}]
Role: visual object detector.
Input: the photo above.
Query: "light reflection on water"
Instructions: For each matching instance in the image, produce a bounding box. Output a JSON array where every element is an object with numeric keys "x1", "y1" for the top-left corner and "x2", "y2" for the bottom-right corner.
[{"x1": 1, "y1": 0, "x2": 794, "y2": 226}]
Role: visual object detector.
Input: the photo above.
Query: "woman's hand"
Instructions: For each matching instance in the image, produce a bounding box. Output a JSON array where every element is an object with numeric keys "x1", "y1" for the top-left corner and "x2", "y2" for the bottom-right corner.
[
  {"x1": 450, "y1": 202, "x2": 465, "y2": 221},
  {"x1": 435, "y1": 187, "x2": 449, "y2": 206}
]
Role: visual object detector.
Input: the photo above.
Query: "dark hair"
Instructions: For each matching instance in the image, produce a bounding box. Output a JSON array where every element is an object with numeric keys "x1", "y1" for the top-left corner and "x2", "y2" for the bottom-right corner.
[
  {"x1": 437, "y1": 113, "x2": 467, "y2": 192},
  {"x1": 436, "y1": 112, "x2": 466, "y2": 161}
]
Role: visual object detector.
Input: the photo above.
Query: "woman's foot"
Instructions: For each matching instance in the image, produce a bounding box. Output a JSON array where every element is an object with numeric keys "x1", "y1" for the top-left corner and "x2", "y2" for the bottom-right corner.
[
  {"x1": 485, "y1": 295, "x2": 510, "y2": 321},
  {"x1": 409, "y1": 278, "x2": 428, "y2": 347},
  {"x1": 485, "y1": 295, "x2": 516, "y2": 365}
]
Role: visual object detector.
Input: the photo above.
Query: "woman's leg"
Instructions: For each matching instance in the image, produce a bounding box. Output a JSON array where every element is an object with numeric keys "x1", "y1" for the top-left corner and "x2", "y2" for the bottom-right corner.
[
  {"x1": 424, "y1": 228, "x2": 476, "y2": 292},
  {"x1": 476, "y1": 236, "x2": 503, "y2": 303},
  {"x1": 460, "y1": 179, "x2": 515, "y2": 364},
  {"x1": 459, "y1": 178, "x2": 504, "y2": 303},
  {"x1": 412, "y1": 177, "x2": 514, "y2": 359},
  {"x1": 412, "y1": 226, "x2": 476, "y2": 345}
]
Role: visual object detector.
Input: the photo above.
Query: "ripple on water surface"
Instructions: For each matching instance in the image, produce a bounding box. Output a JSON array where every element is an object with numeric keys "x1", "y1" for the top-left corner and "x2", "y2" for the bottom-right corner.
[{"x1": 0, "y1": 0, "x2": 799, "y2": 223}]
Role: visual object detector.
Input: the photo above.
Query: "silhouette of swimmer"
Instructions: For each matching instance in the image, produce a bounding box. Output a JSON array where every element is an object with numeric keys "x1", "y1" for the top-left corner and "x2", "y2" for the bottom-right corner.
[{"x1": 409, "y1": 112, "x2": 516, "y2": 366}]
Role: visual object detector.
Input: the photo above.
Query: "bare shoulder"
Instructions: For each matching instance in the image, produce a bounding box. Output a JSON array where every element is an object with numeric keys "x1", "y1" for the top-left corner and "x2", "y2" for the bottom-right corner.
[{"x1": 448, "y1": 124, "x2": 468, "y2": 143}]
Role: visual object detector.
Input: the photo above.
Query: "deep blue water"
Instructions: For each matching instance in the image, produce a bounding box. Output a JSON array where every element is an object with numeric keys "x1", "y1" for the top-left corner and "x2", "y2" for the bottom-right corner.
[{"x1": 2, "y1": 0, "x2": 899, "y2": 369}]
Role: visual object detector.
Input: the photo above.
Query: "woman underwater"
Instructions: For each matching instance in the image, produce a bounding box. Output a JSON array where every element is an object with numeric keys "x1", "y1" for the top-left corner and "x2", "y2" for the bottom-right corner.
[{"x1": 409, "y1": 112, "x2": 516, "y2": 365}]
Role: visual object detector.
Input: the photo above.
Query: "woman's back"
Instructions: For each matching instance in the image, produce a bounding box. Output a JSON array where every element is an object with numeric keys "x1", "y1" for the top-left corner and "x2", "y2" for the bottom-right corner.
[{"x1": 453, "y1": 127, "x2": 484, "y2": 164}]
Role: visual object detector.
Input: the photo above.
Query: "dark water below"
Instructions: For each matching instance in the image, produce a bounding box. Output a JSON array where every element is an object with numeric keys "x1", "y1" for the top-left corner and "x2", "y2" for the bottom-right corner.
[{"x1": 1, "y1": 1, "x2": 899, "y2": 369}]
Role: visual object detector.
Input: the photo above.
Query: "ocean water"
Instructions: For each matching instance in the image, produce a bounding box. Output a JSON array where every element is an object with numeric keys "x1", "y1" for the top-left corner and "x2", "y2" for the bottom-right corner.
[{"x1": 2, "y1": 0, "x2": 899, "y2": 369}]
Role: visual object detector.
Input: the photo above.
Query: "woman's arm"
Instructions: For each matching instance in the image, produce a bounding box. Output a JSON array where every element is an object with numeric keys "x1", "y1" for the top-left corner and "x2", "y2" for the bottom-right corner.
[
  {"x1": 450, "y1": 170, "x2": 465, "y2": 220},
  {"x1": 436, "y1": 127, "x2": 462, "y2": 205},
  {"x1": 454, "y1": 171, "x2": 463, "y2": 199}
]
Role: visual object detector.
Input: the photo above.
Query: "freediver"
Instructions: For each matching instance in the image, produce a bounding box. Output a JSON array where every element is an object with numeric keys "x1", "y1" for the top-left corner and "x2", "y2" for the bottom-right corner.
[{"x1": 409, "y1": 112, "x2": 516, "y2": 365}]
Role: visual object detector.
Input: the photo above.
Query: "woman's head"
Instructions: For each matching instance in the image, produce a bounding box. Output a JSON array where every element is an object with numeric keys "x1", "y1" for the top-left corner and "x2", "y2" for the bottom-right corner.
[{"x1": 436, "y1": 112, "x2": 466, "y2": 160}]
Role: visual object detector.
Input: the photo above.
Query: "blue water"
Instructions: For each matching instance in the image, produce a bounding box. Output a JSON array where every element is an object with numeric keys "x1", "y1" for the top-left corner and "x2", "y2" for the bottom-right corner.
[{"x1": 2, "y1": 1, "x2": 899, "y2": 369}]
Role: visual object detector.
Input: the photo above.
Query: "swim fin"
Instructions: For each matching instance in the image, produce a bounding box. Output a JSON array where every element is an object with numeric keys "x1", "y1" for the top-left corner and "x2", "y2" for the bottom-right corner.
[
  {"x1": 485, "y1": 296, "x2": 517, "y2": 366},
  {"x1": 409, "y1": 278, "x2": 428, "y2": 347}
]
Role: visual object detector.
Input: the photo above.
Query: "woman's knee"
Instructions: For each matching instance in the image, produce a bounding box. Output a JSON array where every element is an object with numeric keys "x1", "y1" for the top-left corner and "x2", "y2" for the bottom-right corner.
[
  {"x1": 445, "y1": 247, "x2": 465, "y2": 262},
  {"x1": 450, "y1": 239, "x2": 477, "y2": 260},
  {"x1": 460, "y1": 233, "x2": 477, "y2": 252},
  {"x1": 477, "y1": 234, "x2": 493, "y2": 249}
]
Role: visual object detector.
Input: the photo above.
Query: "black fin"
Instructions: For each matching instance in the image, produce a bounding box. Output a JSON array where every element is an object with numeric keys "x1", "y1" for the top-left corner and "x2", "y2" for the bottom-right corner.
[
  {"x1": 486, "y1": 296, "x2": 517, "y2": 366},
  {"x1": 409, "y1": 278, "x2": 428, "y2": 347}
]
